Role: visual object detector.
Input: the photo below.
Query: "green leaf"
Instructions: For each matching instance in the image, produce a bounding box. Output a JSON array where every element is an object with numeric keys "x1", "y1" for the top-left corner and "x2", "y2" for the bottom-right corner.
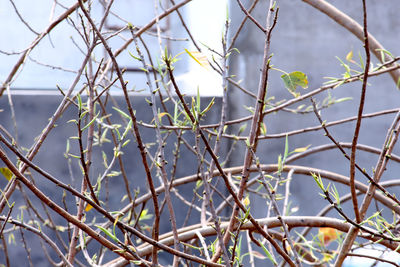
[
  {"x1": 96, "y1": 225, "x2": 120, "y2": 243},
  {"x1": 376, "y1": 48, "x2": 394, "y2": 61},
  {"x1": 79, "y1": 110, "x2": 89, "y2": 120},
  {"x1": 196, "y1": 87, "x2": 200, "y2": 113},
  {"x1": 201, "y1": 97, "x2": 215, "y2": 115},
  {"x1": 260, "y1": 243, "x2": 277, "y2": 265},
  {"x1": 281, "y1": 71, "x2": 308, "y2": 97},
  {"x1": 81, "y1": 113, "x2": 98, "y2": 131},
  {"x1": 77, "y1": 94, "x2": 82, "y2": 111},
  {"x1": 238, "y1": 123, "x2": 247, "y2": 134},
  {"x1": 68, "y1": 153, "x2": 81, "y2": 159},
  {"x1": 0, "y1": 167, "x2": 13, "y2": 181},
  {"x1": 8, "y1": 233, "x2": 15, "y2": 245},
  {"x1": 335, "y1": 97, "x2": 352, "y2": 103},
  {"x1": 245, "y1": 138, "x2": 251, "y2": 148},
  {"x1": 122, "y1": 139, "x2": 130, "y2": 147},
  {"x1": 284, "y1": 134, "x2": 289, "y2": 161},
  {"x1": 311, "y1": 172, "x2": 325, "y2": 191},
  {"x1": 128, "y1": 51, "x2": 142, "y2": 61},
  {"x1": 113, "y1": 107, "x2": 131, "y2": 119},
  {"x1": 260, "y1": 122, "x2": 267, "y2": 135},
  {"x1": 361, "y1": 211, "x2": 380, "y2": 226}
]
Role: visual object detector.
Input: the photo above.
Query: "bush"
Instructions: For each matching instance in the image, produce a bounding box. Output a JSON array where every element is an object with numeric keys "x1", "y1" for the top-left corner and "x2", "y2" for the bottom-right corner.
[{"x1": 1, "y1": 0, "x2": 400, "y2": 266}]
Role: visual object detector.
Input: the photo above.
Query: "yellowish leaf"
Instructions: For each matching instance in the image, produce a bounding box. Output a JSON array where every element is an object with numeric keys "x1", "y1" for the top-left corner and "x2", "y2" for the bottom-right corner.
[
  {"x1": 281, "y1": 71, "x2": 308, "y2": 98},
  {"x1": 346, "y1": 50, "x2": 355, "y2": 63},
  {"x1": 321, "y1": 252, "x2": 335, "y2": 262},
  {"x1": 0, "y1": 167, "x2": 13, "y2": 181},
  {"x1": 158, "y1": 112, "x2": 169, "y2": 120},
  {"x1": 293, "y1": 145, "x2": 311, "y2": 153},
  {"x1": 56, "y1": 225, "x2": 67, "y2": 232},
  {"x1": 243, "y1": 196, "x2": 250, "y2": 207},
  {"x1": 184, "y1": 49, "x2": 210, "y2": 69}
]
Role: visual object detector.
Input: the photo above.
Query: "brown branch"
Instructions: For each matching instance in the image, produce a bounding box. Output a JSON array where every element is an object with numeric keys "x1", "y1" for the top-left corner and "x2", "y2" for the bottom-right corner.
[
  {"x1": 346, "y1": 252, "x2": 400, "y2": 267},
  {"x1": 0, "y1": 147, "x2": 139, "y2": 263},
  {"x1": 348, "y1": 0, "x2": 371, "y2": 224},
  {"x1": 0, "y1": 216, "x2": 73, "y2": 267},
  {"x1": 235, "y1": 0, "x2": 266, "y2": 33},
  {"x1": 214, "y1": 3, "x2": 281, "y2": 264},
  {"x1": 130, "y1": 27, "x2": 181, "y2": 265},
  {"x1": 104, "y1": 216, "x2": 400, "y2": 266},
  {"x1": 310, "y1": 99, "x2": 400, "y2": 209},
  {"x1": 335, "y1": 1, "x2": 397, "y2": 263},
  {"x1": 229, "y1": 0, "x2": 260, "y2": 51},
  {"x1": 165, "y1": 51, "x2": 294, "y2": 265}
]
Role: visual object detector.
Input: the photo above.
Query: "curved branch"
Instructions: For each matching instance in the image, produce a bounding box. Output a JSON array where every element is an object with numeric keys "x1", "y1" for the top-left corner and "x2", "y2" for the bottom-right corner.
[
  {"x1": 103, "y1": 216, "x2": 400, "y2": 266},
  {"x1": 302, "y1": 0, "x2": 400, "y2": 87},
  {"x1": 98, "y1": 164, "x2": 400, "y2": 234}
]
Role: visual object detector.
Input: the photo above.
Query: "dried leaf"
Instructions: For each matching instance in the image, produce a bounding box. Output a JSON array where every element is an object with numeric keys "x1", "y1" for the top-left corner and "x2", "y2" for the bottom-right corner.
[
  {"x1": 318, "y1": 227, "x2": 338, "y2": 245},
  {"x1": 85, "y1": 203, "x2": 93, "y2": 212}
]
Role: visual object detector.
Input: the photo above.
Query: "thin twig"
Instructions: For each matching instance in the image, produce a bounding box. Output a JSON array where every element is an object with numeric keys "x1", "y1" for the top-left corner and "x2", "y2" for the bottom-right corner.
[{"x1": 302, "y1": 0, "x2": 400, "y2": 86}]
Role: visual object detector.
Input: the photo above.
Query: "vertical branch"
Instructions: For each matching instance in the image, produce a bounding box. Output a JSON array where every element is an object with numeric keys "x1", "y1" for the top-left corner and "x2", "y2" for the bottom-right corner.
[
  {"x1": 194, "y1": 128, "x2": 231, "y2": 265},
  {"x1": 254, "y1": 152, "x2": 302, "y2": 266},
  {"x1": 77, "y1": 1, "x2": 162, "y2": 264},
  {"x1": 348, "y1": 13, "x2": 374, "y2": 224},
  {"x1": 334, "y1": 0, "x2": 370, "y2": 264},
  {"x1": 165, "y1": 50, "x2": 295, "y2": 266},
  {"x1": 68, "y1": 2, "x2": 110, "y2": 262},
  {"x1": 199, "y1": 12, "x2": 232, "y2": 266},
  {"x1": 130, "y1": 27, "x2": 181, "y2": 265},
  {"x1": 213, "y1": 0, "x2": 279, "y2": 262}
]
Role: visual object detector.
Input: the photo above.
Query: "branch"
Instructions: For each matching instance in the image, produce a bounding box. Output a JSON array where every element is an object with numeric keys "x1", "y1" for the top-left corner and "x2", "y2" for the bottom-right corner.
[{"x1": 103, "y1": 216, "x2": 400, "y2": 266}]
